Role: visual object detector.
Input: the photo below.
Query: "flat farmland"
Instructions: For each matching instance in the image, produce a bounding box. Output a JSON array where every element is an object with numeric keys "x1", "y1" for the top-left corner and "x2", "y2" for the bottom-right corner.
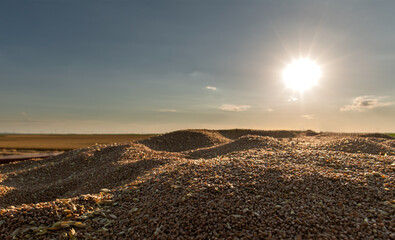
[{"x1": 0, "y1": 134, "x2": 156, "y2": 151}]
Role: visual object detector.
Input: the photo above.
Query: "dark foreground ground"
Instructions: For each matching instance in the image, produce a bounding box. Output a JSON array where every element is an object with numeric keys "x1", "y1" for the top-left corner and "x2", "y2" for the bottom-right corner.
[{"x1": 0, "y1": 129, "x2": 394, "y2": 239}]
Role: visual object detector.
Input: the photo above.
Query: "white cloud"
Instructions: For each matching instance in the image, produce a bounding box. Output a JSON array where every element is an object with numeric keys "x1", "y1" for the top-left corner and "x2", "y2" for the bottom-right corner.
[
  {"x1": 205, "y1": 86, "x2": 217, "y2": 91},
  {"x1": 219, "y1": 104, "x2": 251, "y2": 112},
  {"x1": 158, "y1": 109, "x2": 177, "y2": 113},
  {"x1": 288, "y1": 97, "x2": 298, "y2": 102},
  {"x1": 301, "y1": 114, "x2": 315, "y2": 120},
  {"x1": 340, "y1": 95, "x2": 395, "y2": 112},
  {"x1": 266, "y1": 108, "x2": 274, "y2": 112}
]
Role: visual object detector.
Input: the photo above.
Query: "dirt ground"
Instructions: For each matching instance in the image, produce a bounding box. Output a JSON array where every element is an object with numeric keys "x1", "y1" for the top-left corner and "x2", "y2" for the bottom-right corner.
[{"x1": 0, "y1": 134, "x2": 156, "y2": 154}]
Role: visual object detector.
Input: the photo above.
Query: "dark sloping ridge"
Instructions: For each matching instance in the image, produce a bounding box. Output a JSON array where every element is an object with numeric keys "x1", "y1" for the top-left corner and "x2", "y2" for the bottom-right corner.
[
  {"x1": 360, "y1": 133, "x2": 395, "y2": 139},
  {"x1": 139, "y1": 129, "x2": 230, "y2": 152},
  {"x1": 217, "y1": 129, "x2": 303, "y2": 139},
  {"x1": 188, "y1": 135, "x2": 285, "y2": 159}
]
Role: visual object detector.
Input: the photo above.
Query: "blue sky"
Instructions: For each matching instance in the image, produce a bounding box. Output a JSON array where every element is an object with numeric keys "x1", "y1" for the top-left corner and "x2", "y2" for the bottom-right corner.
[{"x1": 1, "y1": 0, "x2": 394, "y2": 133}]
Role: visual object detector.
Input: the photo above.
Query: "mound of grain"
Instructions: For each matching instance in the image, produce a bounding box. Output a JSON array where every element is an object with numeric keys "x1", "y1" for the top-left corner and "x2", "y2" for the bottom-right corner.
[
  {"x1": 0, "y1": 143, "x2": 179, "y2": 207},
  {"x1": 320, "y1": 137, "x2": 394, "y2": 155},
  {"x1": 1, "y1": 130, "x2": 394, "y2": 239},
  {"x1": 139, "y1": 129, "x2": 230, "y2": 152},
  {"x1": 304, "y1": 129, "x2": 319, "y2": 136},
  {"x1": 1, "y1": 148, "x2": 393, "y2": 239},
  {"x1": 218, "y1": 129, "x2": 301, "y2": 139},
  {"x1": 360, "y1": 133, "x2": 394, "y2": 139},
  {"x1": 383, "y1": 139, "x2": 395, "y2": 148},
  {"x1": 188, "y1": 135, "x2": 285, "y2": 159}
]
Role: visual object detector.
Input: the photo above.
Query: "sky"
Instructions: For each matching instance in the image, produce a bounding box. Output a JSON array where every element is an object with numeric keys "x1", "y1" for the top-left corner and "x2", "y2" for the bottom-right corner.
[{"x1": 1, "y1": 0, "x2": 394, "y2": 133}]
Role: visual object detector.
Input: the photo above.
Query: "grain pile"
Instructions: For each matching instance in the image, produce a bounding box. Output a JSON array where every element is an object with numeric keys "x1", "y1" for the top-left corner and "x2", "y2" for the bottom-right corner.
[
  {"x1": 360, "y1": 133, "x2": 394, "y2": 140},
  {"x1": 217, "y1": 129, "x2": 300, "y2": 139},
  {"x1": 187, "y1": 135, "x2": 285, "y2": 159},
  {"x1": 384, "y1": 140, "x2": 395, "y2": 148},
  {"x1": 139, "y1": 130, "x2": 230, "y2": 152},
  {"x1": 318, "y1": 137, "x2": 394, "y2": 156},
  {"x1": 0, "y1": 130, "x2": 394, "y2": 239},
  {"x1": 0, "y1": 143, "x2": 180, "y2": 207}
]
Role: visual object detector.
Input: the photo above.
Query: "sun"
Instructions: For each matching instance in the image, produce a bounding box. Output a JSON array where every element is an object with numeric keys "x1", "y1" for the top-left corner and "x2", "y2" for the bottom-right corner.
[{"x1": 282, "y1": 58, "x2": 321, "y2": 93}]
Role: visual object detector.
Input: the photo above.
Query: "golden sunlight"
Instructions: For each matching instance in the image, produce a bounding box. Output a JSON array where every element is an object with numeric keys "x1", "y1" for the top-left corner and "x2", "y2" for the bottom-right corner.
[{"x1": 282, "y1": 58, "x2": 321, "y2": 93}]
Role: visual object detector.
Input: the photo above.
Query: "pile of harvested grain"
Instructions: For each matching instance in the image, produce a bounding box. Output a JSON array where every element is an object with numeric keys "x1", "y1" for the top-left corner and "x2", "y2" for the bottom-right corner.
[
  {"x1": 139, "y1": 129, "x2": 230, "y2": 152},
  {"x1": 384, "y1": 140, "x2": 395, "y2": 148},
  {"x1": 188, "y1": 135, "x2": 285, "y2": 159},
  {"x1": 304, "y1": 130, "x2": 320, "y2": 136},
  {"x1": 319, "y1": 137, "x2": 394, "y2": 155},
  {"x1": 360, "y1": 133, "x2": 394, "y2": 139},
  {"x1": 0, "y1": 129, "x2": 394, "y2": 239},
  {"x1": 0, "y1": 143, "x2": 180, "y2": 207}
]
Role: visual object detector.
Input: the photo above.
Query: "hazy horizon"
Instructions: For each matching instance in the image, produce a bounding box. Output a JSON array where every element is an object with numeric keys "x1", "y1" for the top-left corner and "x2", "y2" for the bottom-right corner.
[{"x1": 1, "y1": 0, "x2": 394, "y2": 133}]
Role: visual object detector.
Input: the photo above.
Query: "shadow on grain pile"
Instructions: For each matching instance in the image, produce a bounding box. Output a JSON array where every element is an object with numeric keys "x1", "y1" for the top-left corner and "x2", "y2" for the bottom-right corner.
[
  {"x1": 111, "y1": 165, "x2": 393, "y2": 239},
  {"x1": 217, "y1": 129, "x2": 302, "y2": 139},
  {"x1": 187, "y1": 135, "x2": 286, "y2": 159},
  {"x1": 360, "y1": 133, "x2": 394, "y2": 139},
  {"x1": 138, "y1": 129, "x2": 230, "y2": 152},
  {"x1": 0, "y1": 143, "x2": 178, "y2": 207}
]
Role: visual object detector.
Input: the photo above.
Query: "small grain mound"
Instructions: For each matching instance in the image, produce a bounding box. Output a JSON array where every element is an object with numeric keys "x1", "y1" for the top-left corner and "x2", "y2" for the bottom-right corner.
[
  {"x1": 218, "y1": 129, "x2": 301, "y2": 139},
  {"x1": 304, "y1": 129, "x2": 319, "y2": 136},
  {"x1": 188, "y1": 135, "x2": 285, "y2": 159},
  {"x1": 139, "y1": 129, "x2": 230, "y2": 152},
  {"x1": 360, "y1": 133, "x2": 394, "y2": 139},
  {"x1": 320, "y1": 137, "x2": 394, "y2": 155},
  {"x1": 383, "y1": 139, "x2": 395, "y2": 148}
]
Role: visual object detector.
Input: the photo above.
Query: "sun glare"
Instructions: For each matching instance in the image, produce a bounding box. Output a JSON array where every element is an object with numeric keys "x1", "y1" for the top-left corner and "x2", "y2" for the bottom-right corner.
[{"x1": 282, "y1": 58, "x2": 321, "y2": 93}]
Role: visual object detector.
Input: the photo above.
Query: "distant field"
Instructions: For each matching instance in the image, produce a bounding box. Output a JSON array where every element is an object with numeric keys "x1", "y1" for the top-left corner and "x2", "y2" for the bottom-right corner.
[
  {"x1": 387, "y1": 133, "x2": 395, "y2": 137},
  {"x1": 0, "y1": 134, "x2": 157, "y2": 151}
]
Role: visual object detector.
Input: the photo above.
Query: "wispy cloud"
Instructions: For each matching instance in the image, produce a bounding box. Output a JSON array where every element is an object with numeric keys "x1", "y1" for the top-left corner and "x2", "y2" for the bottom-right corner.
[
  {"x1": 0, "y1": 119, "x2": 43, "y2": 123},
  {"x1": 189, "y1": 71, "x2": 212, "y2": 79},
  {"x1": 266, "y1": 108, "x2": 274, "y2": 112},
  {"x1": 288, "y1": 97, "x2": 298, "y2": 102},
  {"x1": 301, "y1": 114, "x2": 315, "y2": 120},
  {"x1": 219, "y1": 104, "x2": 251, "y2": 112},
  {"x1": 205, "y1": 86, "x2": 217, "y2": 91},
  {"x1": 157, "y1": 109, "x2": 177, "y2": 113},
  {"x1": 20, "y1": 112, "x2": 28, "y2": 116},
  {"x1": 340, "y1": 95, "x2": 395, "y2": 112},
  {"x1": 189, "y1": 71, "x2": 203, "y2": 78}
]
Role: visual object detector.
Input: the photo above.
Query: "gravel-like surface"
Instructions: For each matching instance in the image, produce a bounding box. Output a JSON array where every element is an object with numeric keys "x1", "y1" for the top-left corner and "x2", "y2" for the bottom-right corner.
[
  {"x1": 316, "y1": 137, "x2": 394, "y2": 156},
  {"x1": 187, "y1": 135, "x2": 285, "y2": 159},
  {"x1": 139, "y1": 130, "x2": 230, "y2": 152},
  {"x1": 0, "y1": 130, "x2": 394, "y2": 239}
]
